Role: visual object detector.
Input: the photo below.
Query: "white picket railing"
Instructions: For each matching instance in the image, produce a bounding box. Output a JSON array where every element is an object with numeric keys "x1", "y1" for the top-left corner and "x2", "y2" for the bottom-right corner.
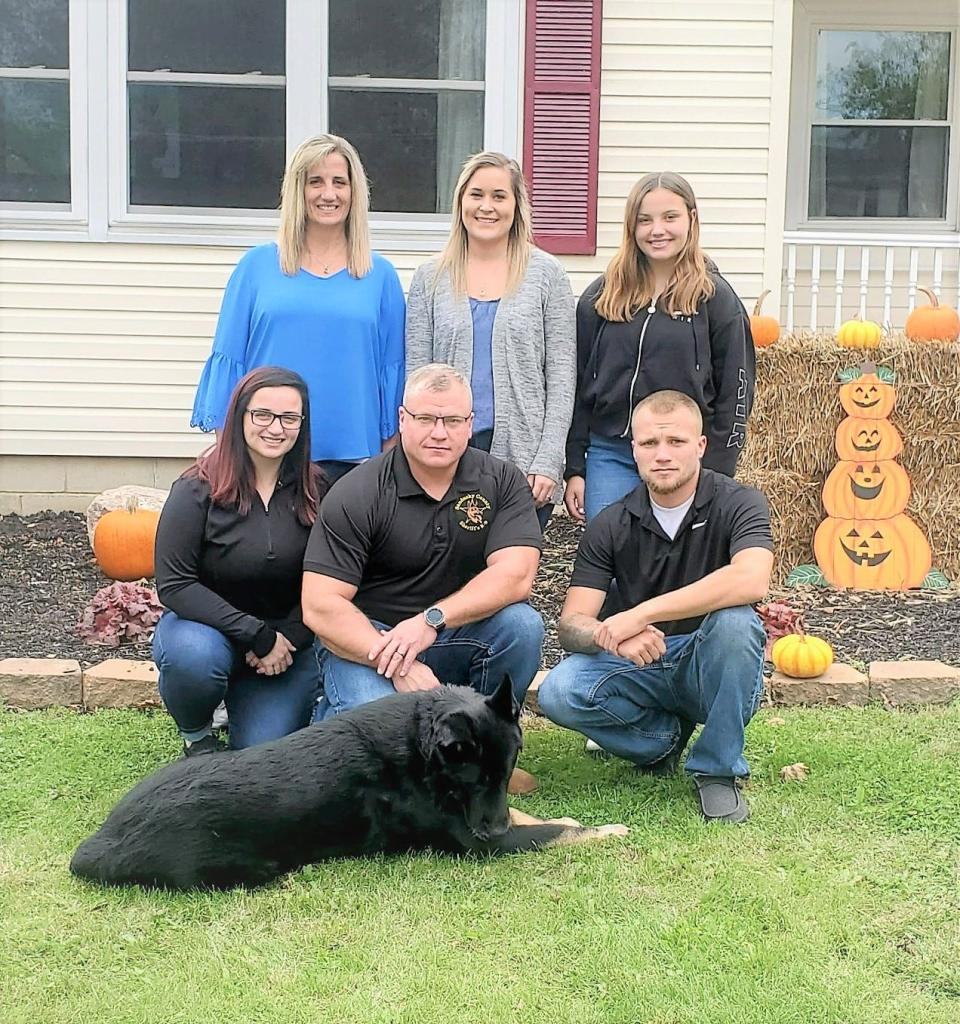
[{"x1": 782, "y1": 230, "x2": 960, "y2": 332}]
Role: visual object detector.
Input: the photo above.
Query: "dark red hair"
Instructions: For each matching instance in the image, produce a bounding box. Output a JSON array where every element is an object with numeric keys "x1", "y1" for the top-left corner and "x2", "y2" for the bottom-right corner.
[{"x1": 185, "y1": 367, "x2": 327, "y2": 524}]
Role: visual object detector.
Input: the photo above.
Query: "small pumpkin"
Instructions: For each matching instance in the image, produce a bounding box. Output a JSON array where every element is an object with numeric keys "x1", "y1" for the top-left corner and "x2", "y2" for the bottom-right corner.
[
  {"x1": 813, "y1": 514, "x2": 932, "y2": 591},
  {"x1": 905, "y1": 287, "x2": 960, "y2": 342},
  {"x1": 749, "y1": 289, "x2": 780, "y2": 347},
  {"x1": 821, "y1": 459, "x2": 911, "y2": 519},
  {"x1": 771, "y1": 634, "x2": 834, "y2": 678},
  {"x1": 838, "y1": 368, "x2": 896, "y2": 420},
  {"x1": 93, "y1": 495, "x2": 161, "y2": 581},
  {"x1": 834, "y1": 416, "x2": 903, "y2": 462},
  {"x1": 836, "y1": 317, "x2": 882, "y2": 349}
]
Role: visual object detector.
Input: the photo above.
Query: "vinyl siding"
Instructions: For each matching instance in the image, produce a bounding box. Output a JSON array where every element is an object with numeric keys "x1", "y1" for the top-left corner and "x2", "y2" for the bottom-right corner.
[{"x1": 1, "y1": 0, "x2": 787, "y2": 462}]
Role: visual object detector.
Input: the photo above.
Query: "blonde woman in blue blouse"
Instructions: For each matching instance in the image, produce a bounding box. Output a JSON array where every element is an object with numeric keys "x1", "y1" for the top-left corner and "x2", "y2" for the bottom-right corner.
[{"x1": 405, "y1": 152, "x2": 576, "y2": 529}]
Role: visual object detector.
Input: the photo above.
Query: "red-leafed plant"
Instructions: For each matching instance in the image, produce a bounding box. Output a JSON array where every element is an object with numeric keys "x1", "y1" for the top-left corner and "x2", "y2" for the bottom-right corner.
[
  {"x1": 77, "y1": 581, "x2": 164, "y2": 648},
  {"x1": 755, "y1": 601, "x2": 806, "y2": 657}
]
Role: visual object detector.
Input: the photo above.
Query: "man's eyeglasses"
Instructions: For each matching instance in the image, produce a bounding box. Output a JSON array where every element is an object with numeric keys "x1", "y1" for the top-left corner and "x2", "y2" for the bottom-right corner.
[
  {"x1": 401, "y1": 406, "x2": 473, "y2": 429},
  {"x1": 247, "y1": 408, "x2": 304, "y2": 429}
]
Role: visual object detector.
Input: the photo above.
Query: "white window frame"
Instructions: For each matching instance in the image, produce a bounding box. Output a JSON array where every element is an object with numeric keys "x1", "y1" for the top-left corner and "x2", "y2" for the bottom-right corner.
[
  {"x1": 787, "y1": 0, "x2": 960, "y2": 234},
  {"x1": 0, "y1": 0, "x2": 522, "y2": 249},
  {"x1": 0, "y1": 0, "x2": 88, "y2": 232}
]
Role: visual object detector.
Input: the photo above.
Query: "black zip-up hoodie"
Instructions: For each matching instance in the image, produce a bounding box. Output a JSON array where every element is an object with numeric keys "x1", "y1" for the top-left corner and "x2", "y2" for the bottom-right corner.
[
  {"x1": 155, "y1": 462, "x2": 316, "y2": 657},
  {"x1": 565, "y1": 271, "x2": 755, "y2": 479}
]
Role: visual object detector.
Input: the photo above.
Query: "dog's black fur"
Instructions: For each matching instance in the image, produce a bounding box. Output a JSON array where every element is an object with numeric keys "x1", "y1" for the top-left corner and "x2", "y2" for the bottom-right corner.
[{"x1": 70, "y1": 678, "x2": 594, "y2": 890}]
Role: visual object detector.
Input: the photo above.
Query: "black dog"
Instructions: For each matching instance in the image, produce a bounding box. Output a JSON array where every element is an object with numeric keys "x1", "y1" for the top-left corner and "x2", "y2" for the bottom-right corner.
[{"x1": 71, "y1": 677, "x2": 626, "y2": 890}]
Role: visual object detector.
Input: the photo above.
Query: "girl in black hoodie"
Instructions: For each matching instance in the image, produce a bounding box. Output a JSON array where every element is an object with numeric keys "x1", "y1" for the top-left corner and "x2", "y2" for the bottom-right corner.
[{"x1": 564, "y1": 172, "x2": 754, "y2": 522}]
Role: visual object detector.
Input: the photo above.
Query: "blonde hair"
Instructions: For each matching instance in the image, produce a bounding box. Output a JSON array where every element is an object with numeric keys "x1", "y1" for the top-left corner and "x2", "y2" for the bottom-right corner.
[
  {"x1": 596, "y1": 172, "x2": 715, "y2": 322},
  {"x1": 434, "y1": 151, "x2": 533, "y2": 298},
  {"x1": 404, "y1": 363, "x2": 473, "y2": 405},
  {"x1": 632, "y1": 389, "x2": 703, "y2": 433},
  {"x1": 277, "y1": 134, "x2": 372, "y2": 278}
]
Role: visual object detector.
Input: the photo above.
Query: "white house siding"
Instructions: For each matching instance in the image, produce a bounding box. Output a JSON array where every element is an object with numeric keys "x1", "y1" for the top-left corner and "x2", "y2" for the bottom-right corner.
[{"x1": 0, "y1": 0, "x2": 788, "y2": 508}]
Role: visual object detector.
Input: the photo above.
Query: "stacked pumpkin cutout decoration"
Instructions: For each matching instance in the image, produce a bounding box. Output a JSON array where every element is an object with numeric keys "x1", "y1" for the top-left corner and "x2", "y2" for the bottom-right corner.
[{"x1": 795, "y1": 361, "x2": 941, "y2": 591}]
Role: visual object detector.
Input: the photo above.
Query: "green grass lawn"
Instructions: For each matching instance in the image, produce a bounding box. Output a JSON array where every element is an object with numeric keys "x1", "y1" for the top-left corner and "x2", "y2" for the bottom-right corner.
[{"x1": 1, "y1": 705, "x2": 959, "y2": 1024}]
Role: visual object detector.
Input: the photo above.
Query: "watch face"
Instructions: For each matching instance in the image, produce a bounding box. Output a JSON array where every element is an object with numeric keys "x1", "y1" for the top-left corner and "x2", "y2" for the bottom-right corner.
[{"x1": 425, "y1": 608, "x2": 444, "y2": 628}]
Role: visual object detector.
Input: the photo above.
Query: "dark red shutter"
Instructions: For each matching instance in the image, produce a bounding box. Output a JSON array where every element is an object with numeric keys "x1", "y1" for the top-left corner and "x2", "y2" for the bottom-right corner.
[{"x1": 522, "y1": 0, "x2": 602, "y2": 255}]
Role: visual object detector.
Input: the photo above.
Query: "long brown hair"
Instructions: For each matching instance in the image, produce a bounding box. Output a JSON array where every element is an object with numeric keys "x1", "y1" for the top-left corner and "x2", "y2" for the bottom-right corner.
[
  {"x1": 185, "y1": 367, "x2": 327, "y2": 525},
  {"x1": 277, "y1": 134, "x2": 372, "y2": 279},
  {"x1": 595, "y1": 172, "x2": 715, "y2": 322},
  {"x1": 434, "y1": 151, "x2": 533, "y2": 297}
]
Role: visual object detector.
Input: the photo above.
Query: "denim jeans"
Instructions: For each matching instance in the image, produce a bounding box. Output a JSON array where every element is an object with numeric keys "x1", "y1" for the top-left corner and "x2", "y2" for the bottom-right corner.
[
  {"x1": 312, "y1": 602, "x2": 545, "y2": 721},
  {"x1": 584, "y1": 433, "x2": 641, "y2": 522},
  {"x1": 536, "y1": 606, "x2": 766, "y2": 778},
  {"x1": 153, "y1": 611, "x2": 321, "y2": 750}
]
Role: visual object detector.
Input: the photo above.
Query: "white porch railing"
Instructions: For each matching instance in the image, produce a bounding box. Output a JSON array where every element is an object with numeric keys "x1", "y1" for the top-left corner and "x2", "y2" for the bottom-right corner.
[{"x1": 782, "y1": 230, "x2": 960, "y2": 332}]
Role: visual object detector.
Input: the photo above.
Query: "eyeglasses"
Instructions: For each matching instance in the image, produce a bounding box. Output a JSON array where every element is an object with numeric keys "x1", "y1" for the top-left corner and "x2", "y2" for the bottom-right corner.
[
  {"x1": 247, "y1": 408, "x2": 304, "y2": 429},
  {"x1": 401, "y1": 406, "x2": 473, "y2": 429}
]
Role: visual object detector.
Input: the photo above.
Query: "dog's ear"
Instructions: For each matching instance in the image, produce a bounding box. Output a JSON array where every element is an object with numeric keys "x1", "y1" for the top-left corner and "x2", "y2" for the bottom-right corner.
[
  {"x1": 486, "y1": 675, "x2": 519, "y2": 722},
  {"x1": 433, "y1": 710, "x2": 478, "y2": 763}
]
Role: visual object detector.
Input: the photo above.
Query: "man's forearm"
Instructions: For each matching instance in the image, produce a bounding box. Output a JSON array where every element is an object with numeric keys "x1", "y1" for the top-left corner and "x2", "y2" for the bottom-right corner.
[
  {"x1": 304, "y1": 597, "x2": 384, "y2": 664},
  {"x1": 635, "y1": 562, "x2": 768, "y2": 628},
  {"x1": 558, "y1": 613, "x2": 602, "y2": 654},
  {"x1": 437, "y1": 563, "x2": 535, "y2": 629}
]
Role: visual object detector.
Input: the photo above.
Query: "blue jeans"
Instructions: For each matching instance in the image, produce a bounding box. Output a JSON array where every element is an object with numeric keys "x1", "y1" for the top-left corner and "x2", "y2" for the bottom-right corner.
[
  {"x1": 584, "y1": 433, "x2": 641, "y2": 522},
  {"x1": 313, "y1": 602, "x2": 545, "y2": 721},
  {"x1": 153, "y1": 611, "x2": 321, "y2": 750},
  {"x1": 537, "y1": 606, "x2": 766, "y2": 778}
]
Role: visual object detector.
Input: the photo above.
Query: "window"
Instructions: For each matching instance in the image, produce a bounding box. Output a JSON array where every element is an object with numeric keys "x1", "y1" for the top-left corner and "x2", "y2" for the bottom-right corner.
[
  {"x1": 0, "y1": 0, "x2": 519, "y2": 240},
  {"x1": 810, "y1": 30, "x2": 951, "y2": 219},
  {"x1": 789, "y1": 4, "x2": 959, "y2": 230},
  {"x1": 0, "y1": 0, "x2": 70, "y2": 204}
]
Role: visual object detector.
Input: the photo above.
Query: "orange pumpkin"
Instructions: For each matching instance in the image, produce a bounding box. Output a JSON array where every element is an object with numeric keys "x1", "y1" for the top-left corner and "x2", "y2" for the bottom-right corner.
[
  {"x1": 821, "y1": 459, "x2": 911, "y2": 519},
  {"x1": 749, "y1": 290, "x2": 781, "y2": 348},
  {"x1": 813, "y1": 514, "x2": 932, "y2": 590},
  {"x1": 836, "y1": 317, "x2": 883, "y2": 349},
  {"x1": 834, "y1": 416, "x2": 903, "y2": 462},
  {"x1": 771, "y1": 634, "x2": 834, "y2": 678},
  {"x1": 905, "y1": 287, "x2": 960, "y2": 342},
  {"x1": 838, "y1": 370, "x2": 895, "y2": 420},
  {"x1": 93, "y1": 496, "x2": 161, "y2": 581}
]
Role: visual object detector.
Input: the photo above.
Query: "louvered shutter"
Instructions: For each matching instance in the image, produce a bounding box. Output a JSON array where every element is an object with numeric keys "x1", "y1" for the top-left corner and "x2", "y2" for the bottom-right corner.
[{"x1": 522, "y1": 0, "x2": 602, "y2": 256}]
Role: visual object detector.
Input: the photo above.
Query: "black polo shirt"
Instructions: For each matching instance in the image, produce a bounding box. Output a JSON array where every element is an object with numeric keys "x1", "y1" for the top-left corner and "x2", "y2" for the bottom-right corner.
[
  {"x1": 571, "y1": 467, "x2": 773, "y2": 636},
  {"x1": 303, "y1": 445, "x2": 542, "y2": 626}
]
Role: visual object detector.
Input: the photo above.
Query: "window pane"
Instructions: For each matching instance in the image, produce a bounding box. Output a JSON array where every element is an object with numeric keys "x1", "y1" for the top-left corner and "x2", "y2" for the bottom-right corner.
[
  {"x1": 128, "y1": 0, "x2": 284, "y2": 74},
  {"x1": 329, "y1": 0, "x2": 485, "y2": 80},
  {"x1": 128, "y1": 84, "x2": 284, "y2": 208},
  {"x1": 329, "y1": 88, "x2": 483, "y2": 214},
  {"x1": 809, "y1": 126, "x2": 948, "y2": 218},
  {"x1": 0, "y1": 78, "x2": 69, "y2": 202},
  {"x1": 0, "y1": 0, "x2": 68, "y2": 68},
  {"x1": 815, "y1": 31, "x2": 950, "y2": 120}
]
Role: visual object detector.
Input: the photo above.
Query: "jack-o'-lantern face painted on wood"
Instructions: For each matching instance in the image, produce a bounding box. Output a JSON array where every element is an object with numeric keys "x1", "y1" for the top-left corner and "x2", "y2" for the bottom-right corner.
[
  {"x1": 814, "y1": 515, "x2": 932, "y2": 590},
  {"x1": 834, "y1": 416, "x2": 903, "y2": 461},
  {"x1": 838, "y1": 373, "x2": 896, "y2": 420},
  {"x1": 821, "y1": 459, "x2": 911, "y2": 519}
]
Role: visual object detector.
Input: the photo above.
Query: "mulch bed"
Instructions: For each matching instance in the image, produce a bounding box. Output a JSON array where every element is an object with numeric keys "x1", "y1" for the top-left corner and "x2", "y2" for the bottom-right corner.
[{"x1": 1, "y1": 511, "x2": 959, "y2": 669}]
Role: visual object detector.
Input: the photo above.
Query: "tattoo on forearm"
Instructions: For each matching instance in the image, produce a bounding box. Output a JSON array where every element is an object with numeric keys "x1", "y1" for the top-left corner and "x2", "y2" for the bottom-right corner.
[{"x1": 558, "y1": 618, "x2": 601, "y2": 654}]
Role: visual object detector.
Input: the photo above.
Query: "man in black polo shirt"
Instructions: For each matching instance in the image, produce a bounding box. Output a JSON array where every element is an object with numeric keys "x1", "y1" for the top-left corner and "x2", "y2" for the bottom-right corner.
[
  {"x1": 538, "y1": 390, "x2": 773, "y2": 823},
  {"x1": 301, "y1": 363, "x2": 545, "y2": 786}
]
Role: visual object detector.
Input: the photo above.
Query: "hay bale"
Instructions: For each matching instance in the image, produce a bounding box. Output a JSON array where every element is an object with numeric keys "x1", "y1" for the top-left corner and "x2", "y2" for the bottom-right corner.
[{"x1": 740, "y1": 334, "x2": 960, "y2": 584}]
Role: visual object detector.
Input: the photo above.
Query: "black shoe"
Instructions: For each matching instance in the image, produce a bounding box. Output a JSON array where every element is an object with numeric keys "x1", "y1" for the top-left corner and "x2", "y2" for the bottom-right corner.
[
  {"x1": 182, "y1": 734, "x2": 222, "y2": 758},
  {"x1": 692, "y1": 774, "x2": 750, "y2": 823},
  {"x1": 635, "y1": 717, "x2": 696, "y2": 777}
]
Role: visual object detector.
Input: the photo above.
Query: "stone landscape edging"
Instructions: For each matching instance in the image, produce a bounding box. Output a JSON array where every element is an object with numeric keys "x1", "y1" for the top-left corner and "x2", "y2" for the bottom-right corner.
[{"x1": 1, "y1": 659, "x2": 959, "y2": 713}]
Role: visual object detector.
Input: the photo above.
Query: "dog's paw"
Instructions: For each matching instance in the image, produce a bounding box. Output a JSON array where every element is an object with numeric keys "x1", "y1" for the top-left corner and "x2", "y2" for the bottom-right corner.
[{"x1": 592, "y1": 823, "x2": 629, "y2": 838}]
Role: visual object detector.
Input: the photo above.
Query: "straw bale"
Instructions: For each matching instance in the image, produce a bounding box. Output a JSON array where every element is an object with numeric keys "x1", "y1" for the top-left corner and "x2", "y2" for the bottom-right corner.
[{"x1": 740, "y1": 334, "x2": 960, "y2": 584}]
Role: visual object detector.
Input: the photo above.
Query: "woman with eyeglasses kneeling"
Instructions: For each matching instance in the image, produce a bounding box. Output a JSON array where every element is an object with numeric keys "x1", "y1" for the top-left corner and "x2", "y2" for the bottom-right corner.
[{"x1": 153, "y1": 367, "x2": 329, "y2": 756}]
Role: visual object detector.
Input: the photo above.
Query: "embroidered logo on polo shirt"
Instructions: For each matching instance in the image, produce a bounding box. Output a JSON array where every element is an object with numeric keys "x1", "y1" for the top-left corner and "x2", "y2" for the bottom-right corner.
[{"x1": 454, "y1": 493, "x2": 492, "y2": 532}]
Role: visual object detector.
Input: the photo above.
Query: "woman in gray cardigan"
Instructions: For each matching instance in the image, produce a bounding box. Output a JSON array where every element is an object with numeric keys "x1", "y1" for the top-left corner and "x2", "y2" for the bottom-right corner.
[{"x1": 405, "y1": 152, "x2": 576, "y2": 529}]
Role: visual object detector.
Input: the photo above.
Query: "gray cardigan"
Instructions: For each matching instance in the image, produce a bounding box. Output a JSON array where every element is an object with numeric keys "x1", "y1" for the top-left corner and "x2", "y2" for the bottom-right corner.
[{"x1": 405, "y1": 248, "x2": 576, "y2": 491}]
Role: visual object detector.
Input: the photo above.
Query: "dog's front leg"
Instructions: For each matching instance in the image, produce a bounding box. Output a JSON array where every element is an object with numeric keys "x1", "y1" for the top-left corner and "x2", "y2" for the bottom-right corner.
[{"x1": 487, "y1": 821, "x2": 629, "y2": 854}]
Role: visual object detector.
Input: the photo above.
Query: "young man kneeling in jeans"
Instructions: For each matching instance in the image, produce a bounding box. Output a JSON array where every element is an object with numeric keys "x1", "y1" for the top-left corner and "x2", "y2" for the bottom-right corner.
[{"x1": 538, "y1": 390, "x2": 773, "y2": 822}]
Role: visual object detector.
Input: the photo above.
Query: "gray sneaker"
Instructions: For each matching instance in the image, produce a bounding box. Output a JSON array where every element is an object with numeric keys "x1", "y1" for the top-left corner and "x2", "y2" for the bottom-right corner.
[
  {"x1": 182, "y1": 734, "x2": 222, "y2": 758},
  {"x1": 691, "y1": 774, "x2": 750, "y2": 823}
]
